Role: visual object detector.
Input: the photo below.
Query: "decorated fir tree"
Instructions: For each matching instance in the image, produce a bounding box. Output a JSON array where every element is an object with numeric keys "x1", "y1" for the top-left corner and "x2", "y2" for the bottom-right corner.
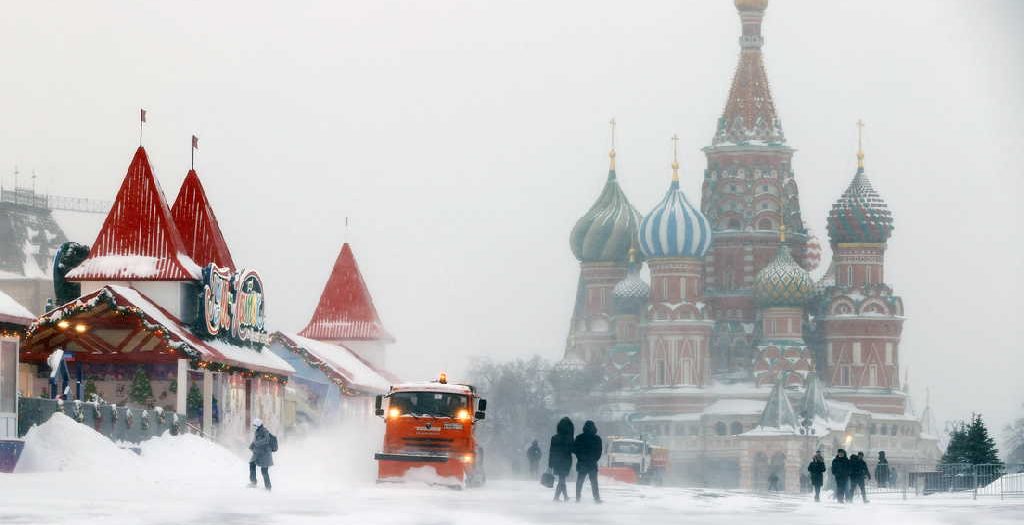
[
  {"x1": 186, "y1": 384, "x2": 203, "y2": 418},
  {"x1": 128, "y1": 367, "x2": 154, "y2": 407}
]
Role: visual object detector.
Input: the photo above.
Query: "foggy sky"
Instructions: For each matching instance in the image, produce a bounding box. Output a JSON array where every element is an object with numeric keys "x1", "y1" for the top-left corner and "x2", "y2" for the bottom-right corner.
[{"x1": 2, "y1": 1, "x2": 1021, "y2": 444}]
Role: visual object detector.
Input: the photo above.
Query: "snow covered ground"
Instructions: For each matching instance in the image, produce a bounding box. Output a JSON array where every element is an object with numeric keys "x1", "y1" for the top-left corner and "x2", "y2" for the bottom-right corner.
[{"x1": 1, "y1": 415, "x2": 1021, "y2": 525}]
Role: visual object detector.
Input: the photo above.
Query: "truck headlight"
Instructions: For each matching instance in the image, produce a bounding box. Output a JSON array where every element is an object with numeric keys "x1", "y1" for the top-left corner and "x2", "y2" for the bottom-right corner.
[{"x1": 460, "y1": 454, "x2": 474, "y2": 464}]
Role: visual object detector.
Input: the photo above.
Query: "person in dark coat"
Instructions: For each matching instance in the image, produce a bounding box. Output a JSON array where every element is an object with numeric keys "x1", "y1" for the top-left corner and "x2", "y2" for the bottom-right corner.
[
  {"x1": 548, "y1": 417, "x2": 574, "y2": 501},
  {"x1": 767, "y1": 472, "x2": 780, "y2": 492},
  {"x1": 849, "y1": 452, "x2": 871, "y2": 502},
  {"x1": 527, "y1": 440, "x2": 542, "y2": 477},
  {"x1": 248, "y1": 418, "x2": 273, "y2": 490},
  {"x1": 573, "y1": 420, "x2": 603, "y2": 503},
  {"x1": 875, "y1": 451, "x2": 890, "y2": 488},
  {"x1": 807, "y1": 450, "x2": 827, "y2": 502},
  {"x1": 831, "y1": 449, "x2": 850, "y2": 503}
]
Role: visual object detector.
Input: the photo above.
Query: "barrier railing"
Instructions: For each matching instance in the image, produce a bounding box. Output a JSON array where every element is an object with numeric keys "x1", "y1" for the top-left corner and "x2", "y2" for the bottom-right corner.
[{"x1": 17, "y1": 397, "x2": 184, "y2": 444}]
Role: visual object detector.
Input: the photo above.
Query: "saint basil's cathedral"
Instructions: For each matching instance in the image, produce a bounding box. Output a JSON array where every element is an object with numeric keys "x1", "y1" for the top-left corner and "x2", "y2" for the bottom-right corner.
[{"x1": 563, "y1": 0, "x2": 939, "y2": 491}]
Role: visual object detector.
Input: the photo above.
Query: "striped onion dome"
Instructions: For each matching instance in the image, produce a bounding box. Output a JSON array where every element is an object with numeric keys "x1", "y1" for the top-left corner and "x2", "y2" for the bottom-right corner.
[
  {"x1": 827, "y1": 165, "x2": 894, "y2": 245},
  {"x1": 639, "y1": 166, "x2": 712, "y2": 259},
  {"x1": 570, "y1": 152, "x2": 641, "y2": 263},
  {"x1": 612, "y1": 249, "x2": 649, "y2": 314},
  {"x1": 754, "y1": 241, "x2": 816, "y2": 307}
]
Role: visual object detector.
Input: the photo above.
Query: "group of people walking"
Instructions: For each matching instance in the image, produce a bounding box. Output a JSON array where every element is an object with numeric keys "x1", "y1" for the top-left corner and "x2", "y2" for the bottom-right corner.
[
  {"x1": 807, "y1": 449, "x2": 890, "y2": 503},
  {"x1": 537, "y1": 417, "x2": 604, "y2": 503}
]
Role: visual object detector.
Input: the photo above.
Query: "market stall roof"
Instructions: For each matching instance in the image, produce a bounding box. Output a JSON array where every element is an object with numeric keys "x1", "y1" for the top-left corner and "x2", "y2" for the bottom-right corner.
[
  {"x1": 0, "y1": 289, "x2": 34, "y2": 326},
  {"x1": 67, "y1": 147, "x2": 201, "y2": 281},
  {"x1": 171, "y1": 169, "x2": 235, "y2": 271},
  {"x1": 24, "y1": 285, "x2": 293, "y2": 376},
  {"x1": 299, "y1": 243, "x2": 394, "y2": 342},
  {"x1": 274, "y1": 332, "x2": 391, "y2": 394}
]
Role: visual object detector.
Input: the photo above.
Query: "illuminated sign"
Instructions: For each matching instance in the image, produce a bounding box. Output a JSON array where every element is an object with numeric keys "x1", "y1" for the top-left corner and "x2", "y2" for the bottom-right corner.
[{"x1": 198, "y1": 265, "x2": 268, "y2": 346}]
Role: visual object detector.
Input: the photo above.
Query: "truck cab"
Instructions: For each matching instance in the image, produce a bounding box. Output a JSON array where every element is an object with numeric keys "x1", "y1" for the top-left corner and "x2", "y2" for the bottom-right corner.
[
  {"x1": 604, "y1": 436, "x2": 668, "y2": 485},
  {"x1": 373, "y1": 374, "x2": 487, "y2": 488}
]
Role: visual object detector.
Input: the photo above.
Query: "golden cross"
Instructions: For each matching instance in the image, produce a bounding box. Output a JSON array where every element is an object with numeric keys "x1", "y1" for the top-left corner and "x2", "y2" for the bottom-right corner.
[
  {"x1": 609, "y1": 118, "x2": 616, "y2": 150},
  {"x1": 671, "y1": 134, "x2": 680, "y2": 181},
  {"x1": 856, "y1": 119, "x2": 865, "y2": 168}
]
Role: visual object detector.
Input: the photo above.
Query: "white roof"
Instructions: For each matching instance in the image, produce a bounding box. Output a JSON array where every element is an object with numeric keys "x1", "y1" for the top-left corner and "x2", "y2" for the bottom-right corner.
[
  {"x1": 279, "y1": 333, "x2": 391, "y2": 394},
  {"x1": 703, "y1": 398, "x2": 766, "y2": 416},
  {"x1": 0, "y1": 289, "x2": 34, "y2": 325},
  {"x1": 390, "y1": 381, "x2": 474, "y2": 396}
]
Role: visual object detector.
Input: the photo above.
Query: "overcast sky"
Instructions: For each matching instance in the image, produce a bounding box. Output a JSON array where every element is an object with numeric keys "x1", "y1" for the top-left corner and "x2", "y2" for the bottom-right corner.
[{"x1": 2, "y1": 1, "x2": 1021, "y2": 441}]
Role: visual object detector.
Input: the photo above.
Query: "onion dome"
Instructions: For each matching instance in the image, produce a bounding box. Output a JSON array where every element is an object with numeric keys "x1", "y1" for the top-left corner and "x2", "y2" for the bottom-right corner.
[
  {"x1": 639, "y1": 139, "x2": 713, "y2": 259},
  {"x1": 735, "y1": 0, "x2": 769, "y2": 11},
  {"x1": 754, "y1": 228, "x2": 816, "y2": 307},
  {"x1": 801, "y1": 228, "x2": 822, "y2": 271},
  {"x1": 570, "y1": 149, "x2": 641, "y2": 263},
  {"x1": 612, "y1": 248, "x2": 649, "y2": 314},
  {"x1": 827, "y1": 125, "x2": 894, "y2": 244}
]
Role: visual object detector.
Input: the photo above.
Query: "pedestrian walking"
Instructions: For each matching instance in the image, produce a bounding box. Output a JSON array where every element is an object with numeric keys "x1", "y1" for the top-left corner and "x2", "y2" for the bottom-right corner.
[
  {"x1": 573, "y1": 420, "x2": 603, "y2": 503},
  {"x1": 767, "y1": 472, "x2": 780, "y2": 492},
  {"x1": 875, "y1": 451, "x2": 890, "y2": 488},
  {"x1": 548, "y1": 417, "x2": 574, "y2": 502},
  {"x1": 831, "y1": 449, "x2": 851, "y2": 503},
  {"x1": 807, "y1": 450, "x2": 827, "y2": 502},
  {"x1": 849, "y1": 452, "x2": 871, "y2": 502},
  {"x1": 248, "y1": 418, "x2": 275, "y2": 490},
  {"x1": 527, "y1": 439, "x2": 542, "y2": 477}
]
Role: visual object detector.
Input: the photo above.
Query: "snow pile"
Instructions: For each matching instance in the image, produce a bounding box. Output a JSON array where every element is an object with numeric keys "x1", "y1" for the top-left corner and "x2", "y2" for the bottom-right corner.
[
  {"x1": 138, "y1": 432, "x2": 244, "y2": 487},
  {"x1": 15, "y1": 413, "x2": 140, "y2": 474}
]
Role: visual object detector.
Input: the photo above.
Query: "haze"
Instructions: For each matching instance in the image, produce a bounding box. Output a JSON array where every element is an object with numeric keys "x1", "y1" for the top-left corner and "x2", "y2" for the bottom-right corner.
[{"x1": 1, "y1": 0, "x2": 1020, "y2": 442}]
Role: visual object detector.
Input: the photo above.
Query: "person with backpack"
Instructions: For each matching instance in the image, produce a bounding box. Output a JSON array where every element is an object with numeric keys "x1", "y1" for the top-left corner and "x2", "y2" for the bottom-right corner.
[
  {"x1": 248, "y1": 418, "x2": 276, "y2": 490},
  {"x1": 572, "y1": 420, "x2": 603, "y2": 503},
  {"x1": 849, "y1": 451, "x2": 871, "y2": 502}
]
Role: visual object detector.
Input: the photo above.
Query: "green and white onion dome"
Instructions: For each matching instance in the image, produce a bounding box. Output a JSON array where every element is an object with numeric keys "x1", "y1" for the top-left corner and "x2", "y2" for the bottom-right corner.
[
  {"x1": 754, "y1": 240, "x2": 816, "y2": 307},
  {"x1": 827, "y1": 156, "x2": 894, "y2": 245},
  {"x1": 570, "y1": 152, "x2": 642, "y2": 263}
]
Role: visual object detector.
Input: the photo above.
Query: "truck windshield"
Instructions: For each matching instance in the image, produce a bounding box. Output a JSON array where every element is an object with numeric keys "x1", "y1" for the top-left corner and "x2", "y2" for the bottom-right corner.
[
  {"x1": 389, "y1": 391, "x2": 467, "y2": 418},
  {"x1": 611, "y1": 442, "x2": 643, "y2": 454}
]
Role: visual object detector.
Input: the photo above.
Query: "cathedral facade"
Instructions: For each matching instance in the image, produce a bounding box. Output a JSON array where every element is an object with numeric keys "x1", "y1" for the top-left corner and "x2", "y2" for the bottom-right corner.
[{"x1": 563, "y1": 0, "x2": 939, "y2": 491}]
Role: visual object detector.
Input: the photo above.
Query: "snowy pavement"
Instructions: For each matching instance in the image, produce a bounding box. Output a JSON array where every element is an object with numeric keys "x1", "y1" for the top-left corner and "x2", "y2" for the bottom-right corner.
[{"x1": 1, "y1": 416, "x2": 1022, "y2": 525}]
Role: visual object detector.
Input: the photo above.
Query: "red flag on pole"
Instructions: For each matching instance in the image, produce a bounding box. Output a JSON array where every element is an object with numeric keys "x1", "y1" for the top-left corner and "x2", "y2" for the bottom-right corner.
[
  {"x1": 140, "y1": 109, "x2": 147, "y2": 123},
  {"x1": 192, "y1": 135, "x2": 199, "y2": 150}
]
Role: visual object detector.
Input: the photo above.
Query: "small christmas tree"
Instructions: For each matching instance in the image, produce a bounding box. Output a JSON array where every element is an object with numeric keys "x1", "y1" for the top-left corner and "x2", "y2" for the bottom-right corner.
[
  {"x1": 186, "y1": 384, "x2": 203, "y2": 418},
  {"x1": 128, "y1": 367, "x2": 154, "y2": 407},
  {"x1": 84, "y1": 379, "x2": 98, "y2": 400}
]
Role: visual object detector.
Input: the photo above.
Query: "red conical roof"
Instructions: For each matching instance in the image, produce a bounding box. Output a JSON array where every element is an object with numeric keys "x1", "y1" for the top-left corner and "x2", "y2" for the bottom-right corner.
[
  {"x1": 67, "y1": 147, "x2": 200, "y2": 281},
  {"x1": 171, "y1": 169, "x2": 235, "y2": 270},
  {"x1": 299, "y1": 243, "x2": 393, "y2": 342}
]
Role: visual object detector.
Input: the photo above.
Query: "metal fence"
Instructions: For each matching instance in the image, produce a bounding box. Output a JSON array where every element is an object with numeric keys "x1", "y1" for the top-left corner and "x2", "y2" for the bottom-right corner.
[
  {"x1": 18, "y1": 397, "x2": 184, "y2": 444},
  {"x1": 814, "y1": 462, "x2": 1024, "y2": 500}
]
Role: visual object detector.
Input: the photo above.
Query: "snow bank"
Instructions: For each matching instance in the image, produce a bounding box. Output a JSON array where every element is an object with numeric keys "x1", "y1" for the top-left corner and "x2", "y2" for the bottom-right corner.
[
  {"x1": 138, "y1": 432, "x2": 244, "y2": 487},
  {"x1": 15, "y1": 413, "x2": 140, "y2": 474}
]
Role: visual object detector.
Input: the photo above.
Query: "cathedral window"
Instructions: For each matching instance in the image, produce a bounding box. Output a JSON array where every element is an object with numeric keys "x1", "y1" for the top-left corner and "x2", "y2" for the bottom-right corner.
[
  {"x1": 715, "y1": 422, "x2": 727, "y2": 436},
  {"x1": 868, "y1": 365, "x2": 878, "y2": 386},
  {"x1": 728, "y1": 218, "x2": 741, "y2": 230},
  {"x1": 730, "y1": 422, "x2": 743, "y2": 435},
  {"x1": 846, "y1": 266, "x2": 854, "y2": 286},
  {"x1": 655, "y1": 360, "x2": 666, "y2": 386},
  {"x1": 757, "y1": 218, "x2": 773, "y2": 230},
  {"x1": 840, "y1": 367, "x2": 851, "y2": 386}
]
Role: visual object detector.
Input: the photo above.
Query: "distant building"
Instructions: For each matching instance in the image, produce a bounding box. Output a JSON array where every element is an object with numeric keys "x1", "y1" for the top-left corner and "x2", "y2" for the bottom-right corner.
[
  {"x1": 0, "y1": 185, "x2": 108, "y2": 315},
  {"x1": 563, "y1": 0, "x2": 939, "y2": 491}
]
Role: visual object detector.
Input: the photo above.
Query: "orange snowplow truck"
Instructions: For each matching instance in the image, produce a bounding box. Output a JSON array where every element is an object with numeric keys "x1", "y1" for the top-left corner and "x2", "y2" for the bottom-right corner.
[{"x1": 373, "y1": 374, "x2": 487, "y2": 488}]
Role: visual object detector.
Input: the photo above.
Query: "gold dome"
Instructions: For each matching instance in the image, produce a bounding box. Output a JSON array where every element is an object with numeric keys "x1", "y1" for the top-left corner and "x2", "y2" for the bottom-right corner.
[{"x1": 735, "y1": 0, "x2": 769, "y2": 11}]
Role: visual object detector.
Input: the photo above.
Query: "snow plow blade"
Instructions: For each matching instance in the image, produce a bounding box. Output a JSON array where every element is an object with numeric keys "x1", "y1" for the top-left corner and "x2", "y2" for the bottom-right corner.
[
  {"x1": 602, "y1": 466, "x2": 638, "y2": 484},
  {"x1": 374, "y1": 452, "x2": 450, "y2": 463}
]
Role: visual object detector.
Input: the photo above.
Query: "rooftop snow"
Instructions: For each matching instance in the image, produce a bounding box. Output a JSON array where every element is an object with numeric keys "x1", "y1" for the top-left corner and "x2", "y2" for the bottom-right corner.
[
  {"x1": 0, "y1": 289, "x2": 35, "y2": 325},
  {"x1": 277, "y1": 332, "x2": 391, "y2": 394}
]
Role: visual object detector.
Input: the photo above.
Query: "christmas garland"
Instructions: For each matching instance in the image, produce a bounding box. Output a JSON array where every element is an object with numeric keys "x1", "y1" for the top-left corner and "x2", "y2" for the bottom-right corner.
[
  {"x1": 27, "y1": 288, "x2": 288, "y2": 384},
  {"x1": 273, "y1": 334, "x2": 372, "y2": 396}
]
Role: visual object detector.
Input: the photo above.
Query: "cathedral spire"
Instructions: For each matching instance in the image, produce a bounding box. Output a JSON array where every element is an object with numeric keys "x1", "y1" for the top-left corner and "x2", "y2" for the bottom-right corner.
[
  {"x1": 856, "y1": 119, "x2": 865, "y2": 171},
  {"x1": 712, "y1": 0, "x2": 785, "y2": 146},
  {"x1": 671, "y1": 133, "x2": 680, "y2": 183}
]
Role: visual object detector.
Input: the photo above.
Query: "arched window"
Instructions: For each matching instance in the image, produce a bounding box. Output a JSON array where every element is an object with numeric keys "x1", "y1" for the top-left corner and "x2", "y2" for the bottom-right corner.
[
  {"x1": 730, "y1": 422, "x2": 743, "y2": 435},
  {"x1": 715, "y1": 422, "x2": 727, "y2": 436},
  {"x1": 758, "y1": 218, "x2": 773, "y2": 231},
  {"x1": 728, "y1": 218, "x2": 741, "y2": 230}
]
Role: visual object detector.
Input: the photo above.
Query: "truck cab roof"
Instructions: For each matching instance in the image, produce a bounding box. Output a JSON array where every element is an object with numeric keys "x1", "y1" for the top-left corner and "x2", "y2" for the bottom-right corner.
[{"x1": 389, "y1": 382, "x2": 475, "y2": 396}]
